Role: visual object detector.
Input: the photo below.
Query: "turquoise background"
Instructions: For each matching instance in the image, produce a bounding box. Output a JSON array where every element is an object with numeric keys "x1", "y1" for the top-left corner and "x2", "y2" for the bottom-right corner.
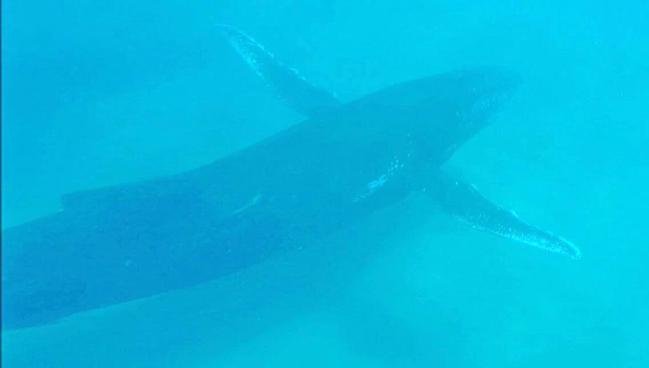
[{"x1": 2, "y1": 0, "x2": 648, "y2": 366}]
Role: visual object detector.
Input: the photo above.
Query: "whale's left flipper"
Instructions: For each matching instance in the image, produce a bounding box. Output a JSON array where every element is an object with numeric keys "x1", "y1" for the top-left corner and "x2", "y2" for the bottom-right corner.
[
  {"x1": 427, "y1": 173, "x2": 581, "y2": 259},
  {"x1": 218, "y1": 24, "x2": 341, "y2": 117}
]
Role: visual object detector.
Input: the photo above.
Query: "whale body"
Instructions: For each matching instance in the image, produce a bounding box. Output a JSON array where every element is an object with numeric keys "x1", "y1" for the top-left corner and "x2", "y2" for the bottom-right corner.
[{"x1": 1, "y1": 27, "x2": 580, "y2": 330}]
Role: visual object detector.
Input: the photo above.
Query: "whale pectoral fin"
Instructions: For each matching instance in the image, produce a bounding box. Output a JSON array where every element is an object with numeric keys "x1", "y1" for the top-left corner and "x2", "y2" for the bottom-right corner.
[
  {"x1": 218, "y1": 25, "x2": 342, "y2": 118},
  {"x1": 426, "y1": 173, "x2": 581, "y2": 259}
]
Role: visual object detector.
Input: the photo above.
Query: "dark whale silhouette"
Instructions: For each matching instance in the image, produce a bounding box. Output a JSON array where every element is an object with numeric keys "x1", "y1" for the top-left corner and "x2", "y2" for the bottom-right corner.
[{"x1": 1, "y1": 26, "x2": 580, "y2": 330}]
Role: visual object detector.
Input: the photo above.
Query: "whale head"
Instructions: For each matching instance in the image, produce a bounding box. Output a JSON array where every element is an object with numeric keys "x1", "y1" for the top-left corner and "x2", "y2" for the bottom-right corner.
[{"x1": 353, "y1": 67, "x2": 521, "y2": 165}]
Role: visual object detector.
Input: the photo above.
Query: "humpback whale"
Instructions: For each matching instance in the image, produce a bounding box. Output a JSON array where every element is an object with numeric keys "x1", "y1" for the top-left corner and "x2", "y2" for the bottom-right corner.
[{"x1": 2, "y1": 26, "x2": 580, "y2": 330}]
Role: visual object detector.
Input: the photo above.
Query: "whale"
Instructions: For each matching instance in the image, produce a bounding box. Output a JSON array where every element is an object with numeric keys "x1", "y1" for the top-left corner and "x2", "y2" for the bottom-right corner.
[{"x1": 1, "y1": 26, "x2": 580, "y2": 330}]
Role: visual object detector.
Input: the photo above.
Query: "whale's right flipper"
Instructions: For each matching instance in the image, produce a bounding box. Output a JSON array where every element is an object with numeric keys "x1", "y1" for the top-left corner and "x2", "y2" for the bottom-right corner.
[
  {"x1": 427, "y1": 172, "x2": 581, "y2": 260},
  {"x1": 218, "y1": 25, "x2": 341, "y2": 117}
]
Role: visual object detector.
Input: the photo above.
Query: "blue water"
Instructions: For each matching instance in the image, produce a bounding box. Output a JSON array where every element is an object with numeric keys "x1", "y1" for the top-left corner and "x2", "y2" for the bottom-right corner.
[{"x1": 2, "y1": 0, "x2": 649, "y2": 366}]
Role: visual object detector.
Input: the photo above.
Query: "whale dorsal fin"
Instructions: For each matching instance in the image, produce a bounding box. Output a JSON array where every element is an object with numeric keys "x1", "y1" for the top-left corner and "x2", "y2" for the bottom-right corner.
[{"x1": 218, "y1": 25, "x2": 341, "y2": 118}]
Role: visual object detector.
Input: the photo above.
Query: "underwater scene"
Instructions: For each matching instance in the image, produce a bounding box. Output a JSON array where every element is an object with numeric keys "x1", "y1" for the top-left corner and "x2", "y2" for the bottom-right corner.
[{"x1": 2, "y1": 0, "x2": 648, "y2": 366}]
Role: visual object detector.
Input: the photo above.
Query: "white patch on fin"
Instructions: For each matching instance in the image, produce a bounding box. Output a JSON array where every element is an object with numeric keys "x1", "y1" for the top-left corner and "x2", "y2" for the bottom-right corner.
[
  {"x1": 219, "y1": 26, "x2": 270, "y2": 78},
  {"x1": 232, "y1": 194, "x2": 263, "y2": 215},
  {"x1": 458, "y1": 215, "x2": 582, "y2": 260}
]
